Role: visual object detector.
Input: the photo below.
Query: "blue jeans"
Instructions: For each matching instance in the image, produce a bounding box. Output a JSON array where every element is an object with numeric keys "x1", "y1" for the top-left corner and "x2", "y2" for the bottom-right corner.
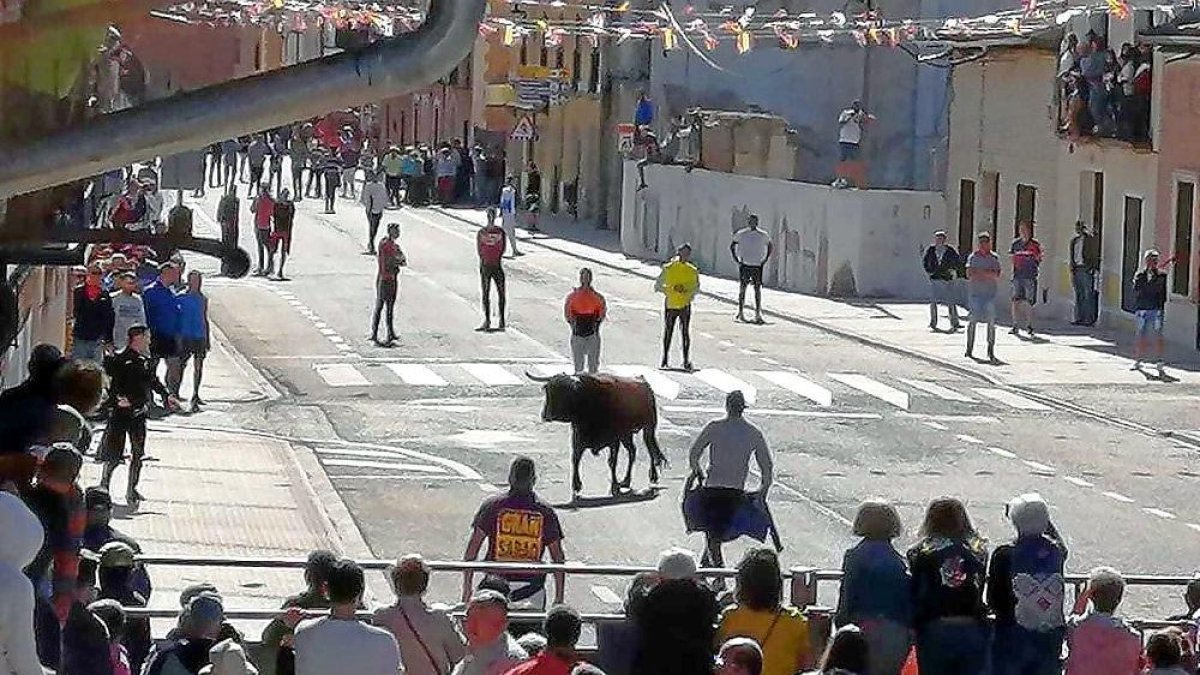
[
  {"x1": 1071, "y1": 267, "x2": 1097, "y2": 324},
  {"x1": 71, "y1": 338, "x2": 103, "y2": 362},
  {"x1": 991, "y1": 625, "x2": 1064, "y2": 675},
  {"x1": 916, "y1": 619, "x2": 989, "y2": 675}
]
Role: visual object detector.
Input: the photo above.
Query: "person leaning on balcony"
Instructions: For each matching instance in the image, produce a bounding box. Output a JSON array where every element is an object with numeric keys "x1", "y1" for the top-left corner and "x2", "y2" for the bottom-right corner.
[
  {"x1": 835, "y1": 500, "x2": 911, "y2": 675},
  {"x1": 374, "y1": 554, "x2": 467, "y2": 675},
  {"x1": 261, "y1": 549, "x2": 339, "y2": 675}
]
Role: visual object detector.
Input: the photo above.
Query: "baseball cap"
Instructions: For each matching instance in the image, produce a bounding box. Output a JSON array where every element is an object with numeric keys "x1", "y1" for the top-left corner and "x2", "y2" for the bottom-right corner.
[
  {"x1": 179, "y1": 583, "x2": 220, "y2": 608},
  {"x1": 186, "y1": 592, "x2": 226, "y2": 624},
  {"x1": 98, "y1": 541, "x2": 136, "y2": 568}
]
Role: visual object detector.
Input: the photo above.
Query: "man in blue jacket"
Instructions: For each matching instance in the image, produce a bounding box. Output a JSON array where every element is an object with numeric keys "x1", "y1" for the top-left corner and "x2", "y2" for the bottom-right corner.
[{"x1": 140, "y1": 263, "x2": 182, "y2": 411}]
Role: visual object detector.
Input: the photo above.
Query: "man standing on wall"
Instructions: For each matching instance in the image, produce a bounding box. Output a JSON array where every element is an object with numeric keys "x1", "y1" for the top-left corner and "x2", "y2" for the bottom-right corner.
[
  {"x1": 656, "y1": 243, "x2": 700, "y2": 371},
  {"x1": 730, "y1": 215, "x2": 772, "y2": 324},
  {"x1": 834, "y1": 100, "x2": 874, "y2": 189},
  {"x1": 1009, "y1": 221, "x2": 1043, "y2": 337},
  {"x1": 965, "y1": 232, "x2": 1002, "y2": 362},
  {"x1": 1069, "y1": 221, "x2": 1100, "y2": 326}
]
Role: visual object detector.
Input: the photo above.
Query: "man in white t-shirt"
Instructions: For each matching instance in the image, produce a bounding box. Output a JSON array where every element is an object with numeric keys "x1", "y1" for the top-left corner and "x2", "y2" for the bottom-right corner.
[
  {"x1": 290, "y1": 558, "x2": 401, "y2": 675},
  {"x1": 837, "y1": 100, "x2": 874, "y2": 162},
  {"x1": 498, "y1": 176, "x2": 522, "y2": 257},
  {"x1": 730, "y1": 215, "x2": 773, "y2": 323}
]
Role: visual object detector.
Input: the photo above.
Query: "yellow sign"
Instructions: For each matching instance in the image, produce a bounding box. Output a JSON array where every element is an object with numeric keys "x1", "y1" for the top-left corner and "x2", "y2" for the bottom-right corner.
[
  {"x1": 494, "y1": 508, "x2": 545, "y2": 562},
  {"x1": 484, "y1": 84, "x2": 516, "y2": 107},
  {"x1": 516, "y1": 65, "x2": 552, "y2": 79}
]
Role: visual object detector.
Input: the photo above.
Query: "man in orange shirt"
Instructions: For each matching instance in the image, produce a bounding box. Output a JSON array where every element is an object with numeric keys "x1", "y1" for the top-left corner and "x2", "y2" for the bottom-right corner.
[{"x1": 563, "y1": 268, "x2": 606, "y2": 374}]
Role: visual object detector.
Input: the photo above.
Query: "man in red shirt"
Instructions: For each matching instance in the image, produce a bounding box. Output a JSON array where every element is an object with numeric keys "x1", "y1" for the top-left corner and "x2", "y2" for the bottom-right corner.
[
  {"x1": 477, "y1": 208, "x2": 508, "y2": 332},
  {"x1": 250, "y1": 186, "x2": 276, "y2": 276},
  {"x1": 373, "y1": 223, "x2": 406, "y2": 346},
  {"x1": 501, "y1": 605, "x2": 582, "y2": 675},
  {"x1": 563, "y1": 268, "x2": 606, "y2": 373}
]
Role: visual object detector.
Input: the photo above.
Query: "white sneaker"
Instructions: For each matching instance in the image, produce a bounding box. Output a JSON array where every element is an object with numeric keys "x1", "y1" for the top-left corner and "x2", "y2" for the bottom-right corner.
[{"x1": 1132, "y1": 360, "x2": 1143, "y2": 370}]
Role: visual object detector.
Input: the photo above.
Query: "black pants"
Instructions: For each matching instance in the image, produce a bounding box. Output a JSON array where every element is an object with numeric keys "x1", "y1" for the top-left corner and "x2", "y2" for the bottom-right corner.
[
  {"x1": 292, "y1": 165, "x2": 305, "y2": 199},
  {"x1": 373, "y1": 279, "x2": 397, "y2": 340},
  {"x1": 324, "y1": 179, "x2": 338, "y2": 212},
  {"x1": 480, "y1": 264, "x2": 506, "y2": 325},
  {"x1": 367, "y1": 212, "x2": 382, "y2": 251},
  {"x1": 249, "y1": 165, "x2": 264, "y2": 192},
  {"x1": 386, "y1": 175, "x2": 403, "y2": 206},
  {"x1": 220, "y1": 220, "x2": 239, "y2": 276},
  {"x1": 663, "y1": 305, "x2": 692, "y2": 364},
  {"x1": 255, "y1": 228, "x2": 272, "y2": 272},
  {"x1": 306, "y1": 168, "x2": 321, "y2": 197},
  {"x1": 100, "y1": 410, "x2": 147, "y2": 494}
]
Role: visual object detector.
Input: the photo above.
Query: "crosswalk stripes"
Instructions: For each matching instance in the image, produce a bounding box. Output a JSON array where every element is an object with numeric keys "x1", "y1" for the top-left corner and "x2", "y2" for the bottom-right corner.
[
  {"x1": 898, "y1": 378, "x2": 976, "y2": 403},
  {"x1": 972, "y1": 388, "x2": 1051, "y2": 411},
  {"x1": 308, "y1": 360, "x2": 1059, "y2": 415},
  {"x1": 385, "y1": 363, "x2": 448, "y2": 386},
  {"x1": 754, "y1": 371, "x2": 832, "y2": 407},
  {"x1": 828, "y1": 373, "x2": 910, "y2": 410}
]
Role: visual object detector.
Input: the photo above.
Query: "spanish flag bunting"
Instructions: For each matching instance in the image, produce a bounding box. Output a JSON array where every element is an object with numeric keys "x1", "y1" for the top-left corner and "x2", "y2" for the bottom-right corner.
[
  {"x1": 662, "y1": 27, "x2": 678, "y2": 49},
  {"x1": 1106, "y1": 0, "x2": 1130, "y2": 20}
]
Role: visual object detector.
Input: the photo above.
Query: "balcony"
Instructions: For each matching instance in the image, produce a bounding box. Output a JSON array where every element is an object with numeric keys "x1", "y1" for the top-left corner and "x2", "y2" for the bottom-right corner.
[{"x1": 1055, "y1": 41, "x2": 1153, "y2": 149}]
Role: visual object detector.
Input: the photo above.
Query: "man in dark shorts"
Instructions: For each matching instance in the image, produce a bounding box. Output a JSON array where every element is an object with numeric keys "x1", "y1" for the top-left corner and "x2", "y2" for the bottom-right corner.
[
  {"x1": 99, "y1": 325, "x2": 178, "y2": 504},
  {"x1": 372, "y1": 222, "x2": 406, "y2": 346},
  {"x1": 477, "y1": 208, "x2": 508, "y2": 332},
  {"x1": 687, "y1": 391, "x2": 773, "y2": 574},
  {"x1": 655, "y1": 243, "x2": 700, "y2": 370},
  {"x1": 1009, "y1": 221, "x2": 1042, "y2": 337},
  {"x1": 176, "y1": 271, "x2": 210, "y2": 410},
  {"x1": 730, "y1": 215, "x2": 772, "y2": 323},
  {"x1": 462, "y1": 457, "x2": 566, "y2": 612}
]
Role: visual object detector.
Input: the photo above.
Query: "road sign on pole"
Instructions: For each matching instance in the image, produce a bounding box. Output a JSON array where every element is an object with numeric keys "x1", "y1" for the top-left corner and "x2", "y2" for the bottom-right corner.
[
  {"x1": 616, "y1": 123, "x2": 636, "y2": 154},
  {"x1": 511, "y1": 115, "x2": 536, "y2": 141}
]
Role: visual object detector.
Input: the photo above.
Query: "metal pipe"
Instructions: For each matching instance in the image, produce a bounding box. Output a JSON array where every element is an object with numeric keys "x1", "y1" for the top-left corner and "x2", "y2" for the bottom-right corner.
[{"x1": 0, "y1": 0, "x2": 487, "y2": 200}]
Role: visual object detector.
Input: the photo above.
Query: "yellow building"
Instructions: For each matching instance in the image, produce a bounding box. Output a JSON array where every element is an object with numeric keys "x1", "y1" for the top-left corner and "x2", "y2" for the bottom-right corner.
[{"x1": 475, "y1": 0, "x2": 607, "y2": 221}]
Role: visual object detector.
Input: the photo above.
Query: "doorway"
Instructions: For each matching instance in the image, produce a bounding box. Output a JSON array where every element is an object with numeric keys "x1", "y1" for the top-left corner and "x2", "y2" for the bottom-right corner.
[
  {"x1": 958, "y1": 179, "x2": 976, "y2": 251},
  {"x1": 1121, "y1": 196, "x2": 1143, "y2": 313}
]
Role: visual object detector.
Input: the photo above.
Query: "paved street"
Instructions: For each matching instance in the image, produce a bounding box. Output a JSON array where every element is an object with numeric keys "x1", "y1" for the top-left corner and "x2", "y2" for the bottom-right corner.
[{"x1": 174, "y1": 187, "x2": 1200, "y2": 619}]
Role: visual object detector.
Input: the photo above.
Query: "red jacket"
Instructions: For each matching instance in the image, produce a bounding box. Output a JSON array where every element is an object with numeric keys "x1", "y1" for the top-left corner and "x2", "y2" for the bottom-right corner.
[{"x1": 477, "y1": 226, "x2": 507, "y2": 265}]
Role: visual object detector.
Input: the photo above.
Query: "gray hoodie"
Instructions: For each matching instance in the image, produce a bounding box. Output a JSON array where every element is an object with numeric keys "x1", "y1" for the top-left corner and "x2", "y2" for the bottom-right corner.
[{"x1": 0, "y1": 491, "x2": 47, "y2": 675}]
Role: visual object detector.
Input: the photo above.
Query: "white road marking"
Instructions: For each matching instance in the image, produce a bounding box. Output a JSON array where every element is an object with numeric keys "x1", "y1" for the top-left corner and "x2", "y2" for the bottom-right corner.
[
  {"x1": 319, "y1": 328, "x2": 337, "y2": 336},
  {"x1": 610, "y1": 365, "x2": 680, "y2": 400},
  {"x1": 899, "y1": 379, "x2": 976, "y2": 402},
  {"x1": 314, "y1": 448, "x2": 449, "y2": 470},
  {"x1": 315, "y1": 363, "x2": 370, "y2": 387},
  {"x1": 988, "y1": 447, "x2": 1018, "y2": 459},
  {"x1": 957, "y1": 434, "x2": 984, "y2": 444},
  {"x1": 752, "y1": 466, "x2": 853, "y2": 526},
  {"x1": 386, "y1": 363, "x2": 449, "y2": 386},
  {"x1": 591, "y1": 585, "x2": 623, "y2": 605},
  {"x1": 761, "y1": 357, "x2": 780, "y2": 365},
  {"x1": 718, "y1": 340, "x2": 736, "y2": 348},
  {"x1": 754, "y1": 371, "x2": 832, "y2": 407},
  {"x1": 829, "y1": 373, "x2": 910, "y2": 410},
  {"x1": 1188, "y1": 523, "x2": 1200, "y2": 534},
  {"x1": 335, "y1": 343, "x2": 356, "y2": 352},
  {"x1": 313, "y1": 321, "x2": 329, "y2": 329},
  {"x1": 899, "y1": 414, "x2": 1000, "y2": 424},
  {"x1": 972, "y1": 388, "x2": 1052, "y2": 411},
  {"x1": 328, "y1": 336, "x2": 346, "y2": 344},
  {"x1": 460, "y1": 363, "x2": 524, "y2": 386},
  {"x1": 320, "y1": 458, "x2": 454, "y2": 472},
  {"x1": 1103, "y1": 491, "x2": 1136, "y2": 503},
  {"x1": 663, "y1": 406, "x2": 881, "y2": 420},
  {"x1": 692, "y1": 369, "x2": 758, "y2": 404},
  {"x1": 1063, "y1": 476, "x2": 1094, "y2": 488},
  {"x1": 1022, "y1": 460, "x2": 1056, "y2": 473},
  {"x1": 478, "y1": 483, "x2": 500, "y2": 493},
  {"x1": 923, "y1": 421, "x2": 949, "y2": 431},
  {"x1": 325, "y1": 474, "x2": 477, "y2": 481},
  {"x1": 1144, "y1": 507, "x2": 1177, "y2": 520}
]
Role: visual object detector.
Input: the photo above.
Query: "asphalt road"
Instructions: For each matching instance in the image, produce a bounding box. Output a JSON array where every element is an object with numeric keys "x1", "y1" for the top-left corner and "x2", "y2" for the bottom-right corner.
[{"x1": 185, "y1": 186, "x2": 1200, "y2": 620}]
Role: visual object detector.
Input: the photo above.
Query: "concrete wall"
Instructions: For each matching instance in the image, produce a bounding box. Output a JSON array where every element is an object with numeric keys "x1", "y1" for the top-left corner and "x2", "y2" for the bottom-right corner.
[
  {"x1": 1154, "y1": 56, "x2": 1200, "y2": 351},
  {"x1": 621, "y1": 163, "x2": 943, "y2": 299},
  {"x1": 1, "y1": 266, "x2": 70, "y2": 387}
]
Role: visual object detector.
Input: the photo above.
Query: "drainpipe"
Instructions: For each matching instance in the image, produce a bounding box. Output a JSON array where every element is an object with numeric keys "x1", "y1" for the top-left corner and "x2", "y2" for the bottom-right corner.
[{"x1": 0, "y1": 0, "x2": 487, "y2": 200}]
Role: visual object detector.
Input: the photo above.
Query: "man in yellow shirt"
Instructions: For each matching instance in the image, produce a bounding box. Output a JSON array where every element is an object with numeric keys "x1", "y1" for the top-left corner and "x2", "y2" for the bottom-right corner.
[{"x1": 655, "y1": 243, "x2": 700, "y2": 371}]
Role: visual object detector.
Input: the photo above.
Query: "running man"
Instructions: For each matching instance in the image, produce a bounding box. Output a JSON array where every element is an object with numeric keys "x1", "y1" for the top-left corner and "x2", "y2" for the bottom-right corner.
[
  {"x1": 477, "y1": 208, "x2": 507, "y2": 331},
  {"x1": 1133, "y1": 249, "x2": 1170, "y2": 374},
  {"x1": 965, "y1": 232, "x2": 1001, "y2": 362},
  {"x1": 499, "y1": 176, "x2": 522, "y2": 257},
  {"x1": 99, "y1": 325, "x2": 179, "y2": 504},
  {"x1": 731, "y1": 215, "x2": 772, "y2": 323},
  {"x1": 1009, "y1": 221, "x2": 1043, "y2": 336},
  {"x1": 656, "y1": 243, "x2": 700, "y2": 371},
  {"x1": 564, "y1": 268, "x2": 606, "y2": 373},
  {"x1": 372, "y1": 223, "x2": 406, "y2": 346},
  {"x1": 687, "y1": 390, "x2": 773, "y2": 571},
  {"x1": 461, "y1": 457, "x2": 566, "y2": 610}
]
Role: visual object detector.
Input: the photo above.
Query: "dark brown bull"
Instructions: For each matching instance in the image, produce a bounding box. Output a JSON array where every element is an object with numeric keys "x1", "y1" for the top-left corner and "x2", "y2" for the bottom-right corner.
[{"x1": 525, "y1": 371, "x2": 667, "y2": 497}]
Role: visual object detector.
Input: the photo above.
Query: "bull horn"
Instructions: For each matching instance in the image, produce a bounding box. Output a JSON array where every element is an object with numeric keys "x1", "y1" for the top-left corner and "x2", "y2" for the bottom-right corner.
[{"x1": 524, "y1": 370, "x2": 553, "y2": 382}]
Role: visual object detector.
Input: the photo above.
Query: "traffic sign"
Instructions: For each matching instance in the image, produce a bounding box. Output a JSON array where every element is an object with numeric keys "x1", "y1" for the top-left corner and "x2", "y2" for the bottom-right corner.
[
  {"x1": 511, "y1": 115, "x2": 536, "y2": 141},
  {"x1": 617, "y1": 122, "x2": 636, "y2": 153}
]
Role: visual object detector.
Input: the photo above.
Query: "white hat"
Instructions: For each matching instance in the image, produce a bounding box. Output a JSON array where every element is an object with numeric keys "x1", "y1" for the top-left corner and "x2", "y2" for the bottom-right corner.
[
  {"x1": 199, "y1": 639, "x2": 258, "y2": 675},
  {"x1": 657, "y1": 547, "x2": 698, "y2": 580}
]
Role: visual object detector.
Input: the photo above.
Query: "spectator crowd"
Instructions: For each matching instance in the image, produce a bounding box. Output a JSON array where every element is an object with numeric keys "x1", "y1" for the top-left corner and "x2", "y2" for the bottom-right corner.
[{"x1": 1059, "y1": 30, "x2": 1153, "y2": 142}]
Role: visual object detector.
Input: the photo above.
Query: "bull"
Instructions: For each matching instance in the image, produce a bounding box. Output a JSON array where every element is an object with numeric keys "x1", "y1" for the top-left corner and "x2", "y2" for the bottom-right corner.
[{"x1": 525, "y1": 371, "x2": 667, "y2": 498}]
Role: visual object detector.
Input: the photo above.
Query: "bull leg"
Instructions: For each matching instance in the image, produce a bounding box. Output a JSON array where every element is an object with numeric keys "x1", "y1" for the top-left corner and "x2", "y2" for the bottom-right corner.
[
  {"x1": 643, "y1": 425, "x2": 665, "y2": 486},
  {"x1": 571, "y1": 444, "x2": 584, "y2": 497},
  {"x1": 607, "y1": 442, "x2": 620, "y2": 496},
  {"x1": 620, "y1": 435, "x2": 636, "y2": 490}
]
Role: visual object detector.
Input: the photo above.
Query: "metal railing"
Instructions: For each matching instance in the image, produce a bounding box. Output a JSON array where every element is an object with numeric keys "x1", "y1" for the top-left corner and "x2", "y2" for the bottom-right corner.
[{"x1": 129, "y1": 554, "x2": 1197, "y2": 642}]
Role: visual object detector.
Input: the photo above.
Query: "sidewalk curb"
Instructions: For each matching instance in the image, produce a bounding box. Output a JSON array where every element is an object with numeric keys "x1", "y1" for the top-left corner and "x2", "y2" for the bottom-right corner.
[
  {"x1": 430, "y1": 207, "x2": 1198, "y2": 447},
  {"x1": 210, "y1": 322, "x2": 281, "y2": 402}
]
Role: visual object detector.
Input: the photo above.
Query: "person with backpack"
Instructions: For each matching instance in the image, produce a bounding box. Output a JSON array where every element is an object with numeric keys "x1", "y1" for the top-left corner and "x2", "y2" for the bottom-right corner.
[
  {"x1": 986, "y1": 494, "x2": 1067, "y2": 675},
  {"x1": 906, "y1": 497, "x2": 989, "y2": 675}
]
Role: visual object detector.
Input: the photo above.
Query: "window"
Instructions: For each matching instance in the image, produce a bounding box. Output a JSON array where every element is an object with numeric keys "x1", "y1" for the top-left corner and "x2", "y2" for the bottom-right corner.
[
  {"x1": 540, "y1": 43, "x2": 549, "y2": 67},
  {"x1": 589, "y1": 47, "x2": 602, "y2": 94},
  {"x1": 1174, "y1": 180, "x2": 1194, "y2": 295},
  {"x1": 1015, "y1": 184, "x2": 1037, "y2": 236},
  {"x1": 982, "y1": 171, "x2": 999, "y2": 242},
  {"x1": 571, "y1": 39, "x2": 582, "y2": 91},
  {"x1": 958, "y1": 179, "x2": 976, "y2": 250},
  {"x1": 520, "y1": 37, "x2": 529, "y2": 66},
  {"x1": 555, "y1": 47, "x2": 564, "y2": 70},
  {"x1": 1091, "y1": 171, "x2": 1105, "y2": 246}
]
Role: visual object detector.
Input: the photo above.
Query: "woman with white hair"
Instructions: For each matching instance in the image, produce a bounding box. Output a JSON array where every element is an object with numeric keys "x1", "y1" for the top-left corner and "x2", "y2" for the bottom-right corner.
[
  {"x1": 373, "y1": 554, "x2": 466, "y2": 675},
  {"x1": 986, "y1": 493, "x2": 1067, "y2": 675}
]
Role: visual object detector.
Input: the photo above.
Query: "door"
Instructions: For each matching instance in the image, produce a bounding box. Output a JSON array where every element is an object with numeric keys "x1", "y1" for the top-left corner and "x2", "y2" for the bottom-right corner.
[
  {"x1": 958, "y1": 179, "x2": 976, "y2": 250},
  {"x1": 1121, "y1": 196, "x2": 1143, "y2": 313},
  {"x1": 1015, "y1": 184, "x2": 1037, "y2": 236}
]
